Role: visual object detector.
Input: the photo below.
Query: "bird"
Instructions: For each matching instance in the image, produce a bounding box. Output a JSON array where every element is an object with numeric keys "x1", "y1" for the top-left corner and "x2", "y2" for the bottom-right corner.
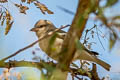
[{"x1": 30, "y1": 19, "x2": 111, "y2": 71}]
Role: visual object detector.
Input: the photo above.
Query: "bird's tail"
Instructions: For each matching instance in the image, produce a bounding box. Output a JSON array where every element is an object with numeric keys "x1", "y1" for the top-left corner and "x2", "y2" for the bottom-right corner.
[
  {"x1": 94, "y1": 57, "x2": 111, "y2": 71},
  {"x1": 74, "y1": 50, "x2": 111, "y2": 71}
]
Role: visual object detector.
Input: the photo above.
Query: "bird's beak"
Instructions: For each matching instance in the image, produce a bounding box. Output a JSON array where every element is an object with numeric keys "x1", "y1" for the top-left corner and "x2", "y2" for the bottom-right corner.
[{"x1": 30, "y1": 27, "x2": 39, "y2": 32}]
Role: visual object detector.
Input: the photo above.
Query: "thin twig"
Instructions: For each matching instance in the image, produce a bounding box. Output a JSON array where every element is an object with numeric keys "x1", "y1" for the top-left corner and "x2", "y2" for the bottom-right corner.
[
  {"x1": 95, "y1": 24, "x2": 105, "y2": 50},
  {"x1": 0, "y1": 25, "x2": 70, "y2": 61},
  {"x1": 75, "y1": 75, "x2": 82, "y2": 80},
  {"x1": 57, "y1": 6, "x2": 75, "y2": 15},
  {"x1": 83, "y1": 25, "x2": 96, "y2": 45}
]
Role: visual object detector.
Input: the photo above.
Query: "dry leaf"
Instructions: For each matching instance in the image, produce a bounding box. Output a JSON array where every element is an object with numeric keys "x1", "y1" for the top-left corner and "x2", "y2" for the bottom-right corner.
[
  {"x1": 14, "y1": 4, "x2": 21, "y2": 7},
  {"x1": 27, "y1": 0, "x2": 35, "y2": 4},
  {"x1": 14, "y1": 4, "x2": 29, "y2": 14},
  {"x1": 0, "y1": 0, "x2": 8, "y2": 3},
  {"x1": 20, "y1": 6, "x2": 29, "y2": 14},
  {"x1": 21, "y1": 0, "x2": 26, "y2": 2},
  {"x1": 6, "y1": 10, "x2": 12, "y2": 21},
  {"x1": 34, "y1": 1, "x2": 53, "y2": 14},
  {"x1": 5, "y1": 21, "x2": 14, "y2": 35},
  {"x1": 27, "y1": 0, "x2": 31, "y2": 4}
]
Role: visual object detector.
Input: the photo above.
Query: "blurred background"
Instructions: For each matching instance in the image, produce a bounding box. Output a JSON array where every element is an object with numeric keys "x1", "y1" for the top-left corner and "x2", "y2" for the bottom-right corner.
[{"x1": 0, "y1": 0, "x2": 120, "y2": 79}]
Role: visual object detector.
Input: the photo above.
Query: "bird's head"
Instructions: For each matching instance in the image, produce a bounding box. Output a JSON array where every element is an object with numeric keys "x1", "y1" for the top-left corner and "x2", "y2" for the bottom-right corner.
[{"x1": 30, "y1": 19, "x2": 56, "y2": 37}]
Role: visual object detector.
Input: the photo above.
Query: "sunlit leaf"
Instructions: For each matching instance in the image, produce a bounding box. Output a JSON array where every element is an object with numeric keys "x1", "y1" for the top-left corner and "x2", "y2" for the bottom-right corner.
[
  {"x1": 6, "y1": 10, "x2": 12, "y2": 20},
  {"x1": 20, "y1": 7, "x2": 29, "y2": 14},
  {"x1": 5, "y1": 21, "x2": 14, "y2": 35},
  {"x1": 0, "y1": 0, "x2": 8, "y2": 3},
  {"x1": 6, "y1": 19, "x2": 9, "y2": 25},
  {"x1": 14, "y1": 4, "x2": 29, "y2": 14},
  {"x1": 27, "y1": 0, "x2": 36, "y2": 4},
  {"x1": 34, "y1": 1, "x2": 54, "y2": 14}
]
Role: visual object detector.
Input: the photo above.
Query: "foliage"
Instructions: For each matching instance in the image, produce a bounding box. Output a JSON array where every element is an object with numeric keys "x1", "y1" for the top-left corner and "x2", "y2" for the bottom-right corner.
[{"x1": 0, "y1": 0, "x2": 53, "y2": 35}]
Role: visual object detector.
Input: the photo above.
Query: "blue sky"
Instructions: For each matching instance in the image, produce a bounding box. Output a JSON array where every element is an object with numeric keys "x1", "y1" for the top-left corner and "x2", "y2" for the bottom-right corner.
[{"x1": 0, "y1": 0, "x2": 120, "y2": 79}]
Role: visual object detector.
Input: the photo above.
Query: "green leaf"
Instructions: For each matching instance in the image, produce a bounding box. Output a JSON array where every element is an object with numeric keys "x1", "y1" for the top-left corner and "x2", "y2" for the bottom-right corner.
[
  {"x1": 109, "y1": 35, "x2": 116, "y2": 50},
  {"x1": 105, "y1": 0, "x2": 118, "y2": 7}
]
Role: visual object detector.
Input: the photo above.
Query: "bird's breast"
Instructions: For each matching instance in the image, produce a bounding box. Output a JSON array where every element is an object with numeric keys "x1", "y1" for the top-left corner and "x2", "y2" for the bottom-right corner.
[{"x1": 39, "y1": 36, "x2": 63, "y2": 61}]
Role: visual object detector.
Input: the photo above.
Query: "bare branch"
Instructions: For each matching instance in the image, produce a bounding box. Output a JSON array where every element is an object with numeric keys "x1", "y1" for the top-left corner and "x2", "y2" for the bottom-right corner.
[{"x1": 95, "y1": 25, "x2": 105, "y2": 50}]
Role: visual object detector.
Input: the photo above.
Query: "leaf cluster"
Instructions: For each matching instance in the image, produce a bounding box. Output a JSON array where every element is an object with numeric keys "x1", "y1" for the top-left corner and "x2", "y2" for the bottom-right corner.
[
  {"x1": 0, "y1": 8, "x2": 13, "y2": 35},
  {"x1": 0, "y1": 0, "x2": 53, "y2": 35}
]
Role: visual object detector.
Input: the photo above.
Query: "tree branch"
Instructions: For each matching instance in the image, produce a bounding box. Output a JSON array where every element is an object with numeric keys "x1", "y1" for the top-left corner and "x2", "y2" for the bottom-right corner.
[
  {"x1": 58, "y1": 0, "x2": 98, "y2": 70},
  {"x1": 51, "y1": 0, "x2": 99, "y2": 80},
  {"x1": 0, "y1": 60, "x2": 100, "y2": 79}
]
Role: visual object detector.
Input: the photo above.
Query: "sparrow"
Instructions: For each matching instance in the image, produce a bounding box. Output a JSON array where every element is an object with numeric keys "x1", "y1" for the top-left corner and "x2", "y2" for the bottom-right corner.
[{"x1": 30, "y1": 19, "x2": 111, "y2": 71}]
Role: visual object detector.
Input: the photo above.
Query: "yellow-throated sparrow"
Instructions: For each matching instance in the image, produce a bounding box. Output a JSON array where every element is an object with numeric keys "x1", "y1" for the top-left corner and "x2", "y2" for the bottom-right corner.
[{"x1": 30, "y1": 20, "x2": 111, "y2": 71}]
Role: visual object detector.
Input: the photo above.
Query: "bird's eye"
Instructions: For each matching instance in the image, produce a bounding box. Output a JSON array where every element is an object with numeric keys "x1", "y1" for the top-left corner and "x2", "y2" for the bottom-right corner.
[
  {"x1": 38, "y1": 24, "x2": 48, "y2": 28},
  {"x1": 40, "y1": 25, "x2": 44, "y2": 28},
  {"x1": 37, "y1": 25, "x2": 44, "y2": 28}
]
